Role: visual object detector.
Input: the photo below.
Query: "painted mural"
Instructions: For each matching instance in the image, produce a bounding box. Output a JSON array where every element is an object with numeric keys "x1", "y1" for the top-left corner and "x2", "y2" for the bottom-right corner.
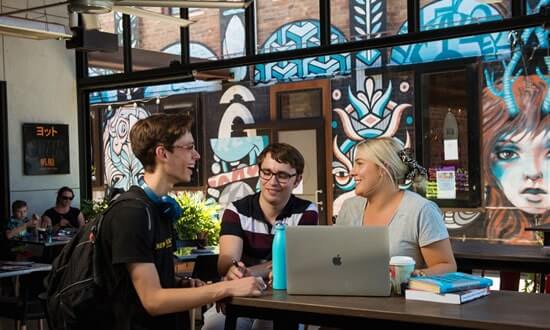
[
  {"x1": 203, "y1": 85, "x2": 270, "y2": 209},
  {"x1": 88, "y1": 0, "x2": 549, "y2": 244},
  {"x1": 103, "y1": 105, "x2": 149, "y2": 190},
  {"x1": 254, "y1": 20, "x2": 351, "y2": 82},
  {"x1": 329, "y1": 0, "x2": 548, "y2": 244},
  {"x1": 350, "y1": 0, "x2": 385, "y2": 69},
  {"x1": 481, "y1": 27, "x2": 550, "y2": 243},
  {"x1": 390, "y1": 0, "x2": 509, "y2": 65},
  {"x1": 221, "y1": 8, "x2": 248, "y2": 81},
  {"x1": 331, "y1": 75, "x2": 414, "y2": 214}
]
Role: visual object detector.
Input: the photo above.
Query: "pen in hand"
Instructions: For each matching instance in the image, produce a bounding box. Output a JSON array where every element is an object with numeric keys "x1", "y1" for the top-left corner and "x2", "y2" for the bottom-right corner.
[{"x1": 231, "y1": 258, "x2": 248, "y2": 277}]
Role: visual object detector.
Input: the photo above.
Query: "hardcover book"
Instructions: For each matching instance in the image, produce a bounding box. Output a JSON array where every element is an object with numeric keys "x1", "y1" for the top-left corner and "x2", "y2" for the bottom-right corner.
[
  {"x1": 408, "y1": 272, "x2": 493, "y2": 294},
  {"x1": 405, "y1": 287, "x2": 490, "y2": 304}
]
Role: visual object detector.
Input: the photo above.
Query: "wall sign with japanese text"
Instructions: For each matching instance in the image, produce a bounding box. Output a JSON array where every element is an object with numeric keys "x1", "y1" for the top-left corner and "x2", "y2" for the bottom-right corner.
[{"x1": 23, "y1": 123, "x2": 69, "y2": 175}]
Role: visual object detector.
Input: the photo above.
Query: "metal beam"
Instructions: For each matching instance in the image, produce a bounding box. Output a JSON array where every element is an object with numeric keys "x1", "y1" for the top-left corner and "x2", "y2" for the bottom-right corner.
[
  {"x1": 181, "y1": 8, "x2": 190, "y2": 65},
  {"x1": 407, "y1": 0, "x2": 420, "y2": 33},
  {"x1": 319, "y1": 0, "x2": 331, "y2": 46},
  {"x1": 78, "y1": 13, "x2": 548, "y2": 90},
  {"x1": 122, "y1": 14, "x2": 132, "y2": 73},
  {"x1": 245, "y1": 2, "x2": 256, "y2": 56}
]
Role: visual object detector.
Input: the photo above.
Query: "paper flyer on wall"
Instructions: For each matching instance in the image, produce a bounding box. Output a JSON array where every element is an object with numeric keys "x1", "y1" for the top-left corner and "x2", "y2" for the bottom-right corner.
[{"x1": 436, "y1": 170, "x2": 456, "y2": 199}]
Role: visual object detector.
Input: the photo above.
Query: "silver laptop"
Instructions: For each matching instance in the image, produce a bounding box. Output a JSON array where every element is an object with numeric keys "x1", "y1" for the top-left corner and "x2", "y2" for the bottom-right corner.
[{"x1": 285, "y1": 226, "x2": 390, "y2": 296}]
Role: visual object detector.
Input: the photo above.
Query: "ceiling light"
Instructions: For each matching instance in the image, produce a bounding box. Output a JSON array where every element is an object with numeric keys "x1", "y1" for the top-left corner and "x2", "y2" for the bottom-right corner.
[{"x1": 0, "y1": 16, "x2": 72, "y2": 40}]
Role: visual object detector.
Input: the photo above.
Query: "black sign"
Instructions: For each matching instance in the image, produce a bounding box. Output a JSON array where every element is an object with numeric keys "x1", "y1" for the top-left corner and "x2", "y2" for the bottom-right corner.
[{"x1": 23, "y1": 123, "x2": 69, "y2": 175}]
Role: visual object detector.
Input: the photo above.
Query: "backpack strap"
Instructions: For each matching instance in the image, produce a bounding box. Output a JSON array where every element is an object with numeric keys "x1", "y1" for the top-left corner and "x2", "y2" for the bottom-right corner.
[{"x1": 95, "y1": 189, "x2": 155, "y2": 237}]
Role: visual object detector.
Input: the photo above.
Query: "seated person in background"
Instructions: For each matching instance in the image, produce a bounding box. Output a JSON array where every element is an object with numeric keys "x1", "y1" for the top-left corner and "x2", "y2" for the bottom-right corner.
[
  {"x1": 202, "y1": 142, "x2": 319, "y2": 330},
  {"x1": 41, "y1": 186, "x2": 85, "y2": 232},
  {"x1": 5, "y1": 200, "x2": 40, "y2": 239},
  {"x1": 337, "y1": 137, "x2": 456, "y2": 276}
]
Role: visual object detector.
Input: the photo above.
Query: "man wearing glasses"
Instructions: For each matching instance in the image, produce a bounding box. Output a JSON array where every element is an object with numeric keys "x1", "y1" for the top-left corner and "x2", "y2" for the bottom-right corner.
[
  {"x1": 202, "y1": 142, "x2": 318, "y2": 330},
  {"x1": 92, "y1": 114, "x2": 265, "y2": 330}
]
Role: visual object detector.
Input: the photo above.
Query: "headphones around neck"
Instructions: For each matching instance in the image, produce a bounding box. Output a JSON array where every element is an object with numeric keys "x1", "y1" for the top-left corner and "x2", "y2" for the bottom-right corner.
[{"x1": 140, "y1": 183, "x2": 182, "y2": 222}]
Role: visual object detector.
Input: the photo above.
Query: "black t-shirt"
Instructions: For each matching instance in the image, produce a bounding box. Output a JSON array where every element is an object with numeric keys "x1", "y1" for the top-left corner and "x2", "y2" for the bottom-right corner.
[
  {"x1": 43, "y1": 207, "x2": 81, "y2": 228},
  {"x1": 97, "y1": 186, "x2": 185, "y2": 330}
]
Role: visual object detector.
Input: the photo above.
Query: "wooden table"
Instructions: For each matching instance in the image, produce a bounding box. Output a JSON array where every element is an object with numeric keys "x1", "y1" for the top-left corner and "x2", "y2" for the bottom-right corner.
[
  {"x1": 225, "y1": 290, "x2": 550, "y2": 330},
  {"x1": 452, "y1": 240, "x2": 550, "y2": 274}
]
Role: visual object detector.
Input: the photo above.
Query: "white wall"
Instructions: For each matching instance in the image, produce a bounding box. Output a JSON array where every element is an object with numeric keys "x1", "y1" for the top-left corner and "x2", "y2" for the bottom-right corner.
[{"x1": 1, "y1": 0, "x2": 80, "y2": 217}]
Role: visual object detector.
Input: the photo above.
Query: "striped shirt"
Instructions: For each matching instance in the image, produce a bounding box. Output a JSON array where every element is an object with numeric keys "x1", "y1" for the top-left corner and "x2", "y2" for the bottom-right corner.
[{"x1": 220, "y1": 193, "x2": 318, "y2": 265}]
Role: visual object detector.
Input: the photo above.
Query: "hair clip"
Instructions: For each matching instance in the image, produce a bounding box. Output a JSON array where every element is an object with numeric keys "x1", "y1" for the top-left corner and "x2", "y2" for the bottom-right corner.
[{"x1": 398, "y1": 149, "x2": 427, "y2": 181}]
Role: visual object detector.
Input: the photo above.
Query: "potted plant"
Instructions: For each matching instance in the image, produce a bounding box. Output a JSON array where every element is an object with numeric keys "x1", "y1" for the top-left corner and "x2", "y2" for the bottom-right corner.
[
  {"x1": 81, "y1": 198, "x2": 109, "y2": 223},
  {"x1": 173, "y1": 191, "x2": 221, "y2": 248}
]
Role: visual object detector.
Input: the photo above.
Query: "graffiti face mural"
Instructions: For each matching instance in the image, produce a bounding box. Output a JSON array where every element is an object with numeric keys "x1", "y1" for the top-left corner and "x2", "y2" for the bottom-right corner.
[
  {"x1": 103, "y1": 105, "x2": 149, "y2": 190},
  {"x1": 491, "y1": 128, "x2": 549, "y2": 214},
  {"x1": 482, "y1": 24, "x2": 550, "y2": 241}
]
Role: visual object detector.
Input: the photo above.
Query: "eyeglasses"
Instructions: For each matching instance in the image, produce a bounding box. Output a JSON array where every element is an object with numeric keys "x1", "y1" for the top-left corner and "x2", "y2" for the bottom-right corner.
[
  {"x1": 61, "y1": 196, "x2": 74, "y2": 201},
  {"x1": 171, "y1": 144, "x2": 195, "y2": 151},
  {"x1": 259, "y1": 168, "x2": 297, "y2": 184}
]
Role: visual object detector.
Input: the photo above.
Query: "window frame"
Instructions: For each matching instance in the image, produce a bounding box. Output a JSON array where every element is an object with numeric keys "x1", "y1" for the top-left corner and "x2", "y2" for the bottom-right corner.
[{"x1": 414, "y1": 59, "x2": 482, "y2": 208}]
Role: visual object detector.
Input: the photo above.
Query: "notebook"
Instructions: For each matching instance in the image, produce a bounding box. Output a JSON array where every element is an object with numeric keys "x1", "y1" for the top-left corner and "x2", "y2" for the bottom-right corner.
[{"x1": 285, "y1": 226, "x2": 391, "y2": 296}]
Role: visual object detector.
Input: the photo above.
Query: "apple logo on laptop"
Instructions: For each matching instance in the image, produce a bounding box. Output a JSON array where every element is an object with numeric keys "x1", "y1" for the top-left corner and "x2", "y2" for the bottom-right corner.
[{"x1": 332, "y1": 254, "x2": 342, "y2": 266}]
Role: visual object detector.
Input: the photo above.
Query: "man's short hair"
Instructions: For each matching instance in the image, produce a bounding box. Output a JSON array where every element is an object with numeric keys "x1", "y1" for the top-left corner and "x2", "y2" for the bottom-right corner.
[
  {"x1": 130, "y1": 113, "x2": 194, "y2": 172},
  {"x1": 257, "y1": 143, "x2": 304, "y2": 175},
  {"x1": 12, "y1": 200, "x2": 27, "y2": 214}
]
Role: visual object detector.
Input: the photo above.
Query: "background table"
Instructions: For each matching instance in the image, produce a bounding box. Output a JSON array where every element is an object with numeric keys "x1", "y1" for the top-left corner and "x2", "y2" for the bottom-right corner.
[
  {"x1": 452, "y1": 240, "x2": 550, "y2": 274},
  {"x1": 0, "y1": 262, "x2": 51, "y2": 278},
  {"x1": 225, "y1": 290, "x2": 550, "y2": 330}
]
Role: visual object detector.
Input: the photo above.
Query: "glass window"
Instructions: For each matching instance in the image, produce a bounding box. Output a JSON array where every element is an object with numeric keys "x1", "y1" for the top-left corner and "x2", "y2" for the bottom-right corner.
[
  {"x1": 189, "y1": 7, "x2": 246, "y2": 61},
  {"x1": 420, "y1": 68, "x2": 480, "y2": 207},
  {"x1": 278, "y1": 89, "x2": 322, "y2": 119},
  {"x1": 419, "y1": 0, "x2": 511, "y2": 31},
  {"x1": 88, "y1": 12, "x2": 124, "y2": 75},
  {"x1": 131, "y1": 8, "x2": 182, "y2": 71},
  {"x1": 330, "y1": 0, "x2": 351, "y2": 43},
  {"x1": 256, "y1": 0, "x2": 320, "y2": 54}
]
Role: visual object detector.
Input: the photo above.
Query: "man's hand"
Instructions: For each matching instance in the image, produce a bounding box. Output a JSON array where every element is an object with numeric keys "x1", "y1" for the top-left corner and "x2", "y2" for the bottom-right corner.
[
  {"x1": 224, "y1": 276, "x2": 266, "y2": 297},
  {"x1": 225, "y1": 261, "x2": 250, "y2": 280}
]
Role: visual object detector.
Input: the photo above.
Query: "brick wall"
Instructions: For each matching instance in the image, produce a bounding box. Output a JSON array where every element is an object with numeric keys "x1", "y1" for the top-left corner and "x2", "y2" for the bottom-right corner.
[
  {"x1": 257, "y1": 0, "x2": 350, "y2": 48},
  {"x1": 92, "y1": 1, "x2": 413, "y2": 62},
  {"x1": 189, "y1": 8, "x2": 222, "y2": 57}
]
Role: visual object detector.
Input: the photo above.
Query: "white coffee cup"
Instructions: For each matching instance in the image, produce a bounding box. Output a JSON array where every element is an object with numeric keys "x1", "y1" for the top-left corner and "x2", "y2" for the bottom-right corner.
[{"x1": 389, "y1": 256, "x2": 415, "y2": 296}]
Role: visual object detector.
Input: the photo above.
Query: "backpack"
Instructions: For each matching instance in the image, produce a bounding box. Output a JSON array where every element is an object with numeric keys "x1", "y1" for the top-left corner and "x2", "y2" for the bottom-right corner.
[{"x1": 45, "y1": 192, "x2": 153, "y2": 330}]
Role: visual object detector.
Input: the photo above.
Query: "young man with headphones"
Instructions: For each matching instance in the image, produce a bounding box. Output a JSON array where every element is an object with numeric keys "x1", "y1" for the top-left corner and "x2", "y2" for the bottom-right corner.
[
  {"x1": 202, "y1": 142, "x2": 319, "y2": 330},
  {"x1": 97, "y1": 114, "x2": 265, "y2": 330}
]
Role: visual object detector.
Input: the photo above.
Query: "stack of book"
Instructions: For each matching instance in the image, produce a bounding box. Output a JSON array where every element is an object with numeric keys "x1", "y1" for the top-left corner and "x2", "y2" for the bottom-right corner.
[{"x1": 405, "y1": 272, "x2": 493, "y2": 304}]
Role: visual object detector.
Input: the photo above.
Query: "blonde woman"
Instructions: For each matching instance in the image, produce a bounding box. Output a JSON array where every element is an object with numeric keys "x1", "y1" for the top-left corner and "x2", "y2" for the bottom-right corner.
[{"x1": 337, "y1": 137, "x2": 456, "y2": 276}]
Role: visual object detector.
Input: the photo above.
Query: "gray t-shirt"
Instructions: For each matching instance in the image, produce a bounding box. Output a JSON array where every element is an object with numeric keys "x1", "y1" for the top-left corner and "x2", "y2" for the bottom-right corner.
[{"x1": 336, "y1": 190, "x2": 449, "y2": 268}]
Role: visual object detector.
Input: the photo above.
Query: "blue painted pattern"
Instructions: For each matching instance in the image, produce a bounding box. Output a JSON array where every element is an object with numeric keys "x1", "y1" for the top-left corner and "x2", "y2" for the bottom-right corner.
[{"x1": 254, "y1": 20, "x2": 351, "y2": 82}]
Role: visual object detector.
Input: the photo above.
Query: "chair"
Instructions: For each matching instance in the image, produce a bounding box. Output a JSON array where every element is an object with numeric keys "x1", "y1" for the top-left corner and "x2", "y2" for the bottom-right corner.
[
  {"x1": 0, "y1": 273, "x2": 48, "y2": 330},
  {"x1": 192, "y1": 254, "x2": 220, "y2": 283},
  {"x1": 187, "y1": 254, "x2": 220, "y2": 330}
]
